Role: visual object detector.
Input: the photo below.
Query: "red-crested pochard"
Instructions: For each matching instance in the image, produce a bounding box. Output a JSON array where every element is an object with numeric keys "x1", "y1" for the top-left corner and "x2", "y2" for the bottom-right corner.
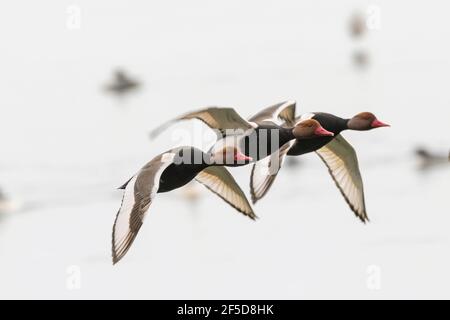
[
  {"x1": 250, "y1": 109, "x2": 390, "y2": 222},
  {"x1": 112, "y1": 146, "x2": 256, "y2": 264}
]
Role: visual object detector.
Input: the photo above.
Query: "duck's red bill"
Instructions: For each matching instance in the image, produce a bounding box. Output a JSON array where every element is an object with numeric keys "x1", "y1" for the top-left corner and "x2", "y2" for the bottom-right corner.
[
  {"x1": 234, "y1": 153, "x2": 253, "y2": 162},
  {"x1": 315, "y1": 127, "x2": 334, "y2": 137},
  {"x1": 371, "y1": 119, "x2": 390, "y2": 128}
]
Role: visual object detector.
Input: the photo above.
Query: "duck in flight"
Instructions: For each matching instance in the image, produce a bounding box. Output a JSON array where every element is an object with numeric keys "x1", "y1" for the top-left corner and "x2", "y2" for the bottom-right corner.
[
  {"x1": 249, "y1": 106, "x2": 389, "y2": 223},
  {"x1": 151, "y1": 101, "x2": 389, "y2": 223},
  {"x1": 114, "y1": 107, "x2": 332, "y2": 264},
  {"x1": 112, "y1": 145, "x2": 258, "y2": 264}
]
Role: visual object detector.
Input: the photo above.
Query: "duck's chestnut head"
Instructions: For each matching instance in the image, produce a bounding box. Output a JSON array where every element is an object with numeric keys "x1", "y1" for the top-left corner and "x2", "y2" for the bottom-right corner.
[
  {"x1": 347, "y1": 112, "x2": 390, "y2": 131},
  {"x1": 292, "y1": 119, "x2": 334, "y2": 139}
]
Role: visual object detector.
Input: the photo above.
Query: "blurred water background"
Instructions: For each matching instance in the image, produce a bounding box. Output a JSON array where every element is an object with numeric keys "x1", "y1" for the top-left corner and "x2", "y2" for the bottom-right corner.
[{"x1": 0, "y1": 0, "x2": 449, "y2": 299}]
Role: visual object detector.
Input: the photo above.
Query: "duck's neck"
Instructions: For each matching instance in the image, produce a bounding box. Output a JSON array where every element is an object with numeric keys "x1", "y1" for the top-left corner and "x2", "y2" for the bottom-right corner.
[
  {"x1": 313, "y1": 113, "x2": 349, "y2": 135},
  {"x1": 279, "y1": 127, "x2": 296, "y2": 145},
  {"x1": 324, "y1": 117, "x2": 349, "y2": 135},
  {"x1": 340, "y1": 118, "x2": 350, "y2": 133},
  {"x1": 328, "y1": 116, "x2": 350, "y2": 134}
]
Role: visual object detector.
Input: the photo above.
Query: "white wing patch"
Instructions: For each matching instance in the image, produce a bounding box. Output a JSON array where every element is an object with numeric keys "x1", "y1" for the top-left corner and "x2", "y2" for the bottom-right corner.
[
  {"x1": 315, "y1": 135, "x2": 368, "y2": 222},
  {"x1": 195, "y1": 167, "x2": 256, "y2": 220},
  {"x1": 112, "y1": 154, "x2": 175, "y2": 264}
]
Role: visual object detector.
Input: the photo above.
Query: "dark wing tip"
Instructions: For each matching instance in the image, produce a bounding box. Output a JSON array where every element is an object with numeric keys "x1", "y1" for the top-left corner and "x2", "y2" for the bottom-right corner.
[
  {"x1": 250, "y1": 189, "x2": 261, "y2": 205},
  {"x1": 247, "y1": 210, "x2": 258, "y2": 220},
  {"x1": 117, "y1": 177, "x2": 133, "y2": 190},
  {"x1": 111, "y1": 231, "x2": 137, "y2": 265},
  {"x1": 249, "y1": 166, "x2": 275, "y2": 205},
  {"x1": 342, "y1": 190, "x2": 369, "y2": 224},
  {"x1": 112, "y1": 254, "x2": 119, "y2": 265},
  {"x1": 361, "y1": 213, "x2": 370, "y2": 224},
  {"x1": 348, "y1": 201, "x2": 369, "y2": 224},
  {"x1": 112, "y1": 239, "x2": 133, "y2": 265},
  {"x1": 111, "y1": 195, "x2": 138, "y2": 265}
]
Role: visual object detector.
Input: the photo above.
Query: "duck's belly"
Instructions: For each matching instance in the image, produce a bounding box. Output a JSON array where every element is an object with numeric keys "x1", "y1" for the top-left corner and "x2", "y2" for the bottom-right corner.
[
  {"x1": 157, "y1": 163, "x2": 205, "y2": 193},
  {"x1": 287, "y1": 137, "x2": 334, "y2": 156}
]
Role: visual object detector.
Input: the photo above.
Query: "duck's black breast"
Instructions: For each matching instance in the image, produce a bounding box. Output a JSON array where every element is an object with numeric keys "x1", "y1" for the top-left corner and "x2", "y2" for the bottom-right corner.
[
  {"x1": 287, "y1": 136, "x2": 334, "y2": 156},
  {"x1": 241, "y1": 124, "x2": 294, "y2": 160},
  {"x1": 287, "y1": 113, "x2": 348, "y2": 156},
  {"x1": 157, "y1": 148, "x2": 208, "y2": 193},
  {"x1": 157, "y1": 163, "x2": 202, "y2": 193}
]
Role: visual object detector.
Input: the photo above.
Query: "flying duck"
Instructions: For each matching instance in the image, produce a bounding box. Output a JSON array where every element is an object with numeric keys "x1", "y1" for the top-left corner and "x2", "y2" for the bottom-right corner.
[
  {"x1": 112, "y1": 145, "x2": 257, "y2": 264},
  {"x1": 250, "y1": 110, "x2": 390, "y2": 223}
]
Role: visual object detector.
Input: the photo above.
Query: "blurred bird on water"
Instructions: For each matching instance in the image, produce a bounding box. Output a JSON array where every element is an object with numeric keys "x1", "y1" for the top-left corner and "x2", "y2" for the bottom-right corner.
[
  {"x1": 105, "y1": 69, "x2": 140, "y2": 95},
  {"x1": 415, "y1": 147, "x2": 450, "y2": 171},
  {"x1": 349, "y1": 11, "x2": 367, "y2": 39}
]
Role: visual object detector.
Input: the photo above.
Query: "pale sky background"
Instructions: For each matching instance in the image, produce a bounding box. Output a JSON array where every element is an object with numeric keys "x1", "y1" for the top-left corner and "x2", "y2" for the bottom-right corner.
[{"x1": 0, "y1": 0, "x2": 449, "y2": 299}]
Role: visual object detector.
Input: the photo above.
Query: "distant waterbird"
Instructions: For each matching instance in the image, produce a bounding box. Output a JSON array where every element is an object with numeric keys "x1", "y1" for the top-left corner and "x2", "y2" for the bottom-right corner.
[
  {"x1": 349, "y1": 11, "x2": 367, "y2": 39},
  {"x1": 352, "y1": 50, "x2": 370, "y2": 69},
  {"x1": 415, "y1": 147, "x2": 450, "y2": 170},
  {"x1": 105, "y1": 69, "x2": 140, "y2": 95},
  {"x1": 0, "y1": 189, "x2": 21, "y2": 216}
]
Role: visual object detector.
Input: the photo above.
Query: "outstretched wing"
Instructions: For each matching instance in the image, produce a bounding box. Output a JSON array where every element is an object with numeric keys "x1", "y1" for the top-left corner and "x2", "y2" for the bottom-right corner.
[
  {"x1": 248, "y1": 101, "x2": 297, "y2": 126},
  {"x1": 315, "y1": 134, "x2": 368, "y2": 223},
  {"x1": 195, "y1": 166, "x2": 257, "y2": 220},
  {"x1": 249, "y1": 141, "x2": 295, "y2": 204},
  {"x1": 112, "y1": 152, "x2": 175, "y2": 264},
  {"x1": 150, "y1": 107, "x2": 254, "y2": 139}
]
